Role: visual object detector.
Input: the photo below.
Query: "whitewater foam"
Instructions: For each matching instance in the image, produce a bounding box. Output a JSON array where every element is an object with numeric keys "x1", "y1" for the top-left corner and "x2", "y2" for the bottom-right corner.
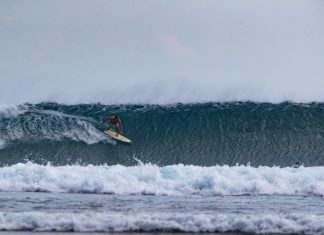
[
  {"x1": 0, "y1": 104, "x2": 27, "y2": 118},
  {"x1": 0, "y1": 106, "x2": 25, "y2": 148},
  {"x1": 0, "y1": 211, "x2": 323, "y2": 233},
  {"x1": 0, "y1": 163, "x2": 323, "y2": 196},
  {"x1": 0, "y1": 106, "x2": 112, "y2": 149}
]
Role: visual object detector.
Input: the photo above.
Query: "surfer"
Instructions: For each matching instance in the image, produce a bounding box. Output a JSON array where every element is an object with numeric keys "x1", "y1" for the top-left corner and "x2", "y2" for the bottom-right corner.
[
  {"x1": 101, "y1": 115, "x2": 131, "y2": 143},
  {"x1": 106, "y1": 115, "x2": 123, "y2": 135}
]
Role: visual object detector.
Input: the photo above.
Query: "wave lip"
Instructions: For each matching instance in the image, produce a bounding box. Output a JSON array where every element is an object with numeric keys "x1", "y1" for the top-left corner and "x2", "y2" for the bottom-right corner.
[
  {"x1": 0, "y1": 211, "x2": 323, "y2": 233},
  {"x1": 0, "y1": 163, "x2": 323, "y2": 196}
]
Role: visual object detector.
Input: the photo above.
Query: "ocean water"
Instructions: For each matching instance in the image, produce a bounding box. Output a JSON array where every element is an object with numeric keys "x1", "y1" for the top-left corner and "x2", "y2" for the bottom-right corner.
[
  {"x1": 0, "y1": 192, "x2": 324, "y2": 234},
  {"x1": 0, "y1": 102, "x2": 324, "y2": 234}
]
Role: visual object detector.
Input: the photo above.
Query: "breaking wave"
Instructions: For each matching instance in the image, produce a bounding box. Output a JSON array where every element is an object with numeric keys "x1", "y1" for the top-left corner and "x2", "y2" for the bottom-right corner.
[
  {"x1": 0, "y1": 162, "x2": 323, "y2": 196},
  {"x1": 1, "y1": 102, "x2": 324, "y2": 166}
]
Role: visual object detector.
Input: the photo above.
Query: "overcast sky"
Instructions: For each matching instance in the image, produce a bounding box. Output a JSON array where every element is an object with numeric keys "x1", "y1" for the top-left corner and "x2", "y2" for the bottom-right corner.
[{"x1": 1, "y1": 0, "x2": 324, "y2": 104}]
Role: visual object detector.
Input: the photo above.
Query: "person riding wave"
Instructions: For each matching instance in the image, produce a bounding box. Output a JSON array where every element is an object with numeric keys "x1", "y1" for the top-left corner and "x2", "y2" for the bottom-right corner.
[{"x1": 105, "y1": 115, "x2": 123, "y2": 136}]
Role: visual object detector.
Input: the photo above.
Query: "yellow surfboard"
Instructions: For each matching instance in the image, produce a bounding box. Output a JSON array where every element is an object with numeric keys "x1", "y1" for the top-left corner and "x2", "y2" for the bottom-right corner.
[{"x1": 103, "y1": 130, "x2": 132, "y2": 143}]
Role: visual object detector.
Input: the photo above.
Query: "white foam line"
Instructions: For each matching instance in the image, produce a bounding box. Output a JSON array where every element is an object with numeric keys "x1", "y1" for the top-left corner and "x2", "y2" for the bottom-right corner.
[
  {"x1": 0, "y1": 211, "x2": 323, "y2": 233},
  {"x1": 0, "y1": 163, "x2": 323, "y2": 196}
]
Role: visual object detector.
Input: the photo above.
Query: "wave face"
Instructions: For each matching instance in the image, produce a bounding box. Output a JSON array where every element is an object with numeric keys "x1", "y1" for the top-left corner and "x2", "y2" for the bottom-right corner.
[
  {"x1": 0, "y1": 163, "x2": 323, "y2": 196},
  {"x1": 1, "y1": 102, "x2": 324, "y2": 166}
]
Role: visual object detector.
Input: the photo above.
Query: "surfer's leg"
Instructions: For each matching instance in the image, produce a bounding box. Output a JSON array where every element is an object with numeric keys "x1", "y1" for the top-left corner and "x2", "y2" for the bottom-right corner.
[
  {"x1": 114, "y1": 124, "x2": 120, "y2": 135},
  {"x1": 116, "y1": 125, "x2": 120, "y2": 135}
]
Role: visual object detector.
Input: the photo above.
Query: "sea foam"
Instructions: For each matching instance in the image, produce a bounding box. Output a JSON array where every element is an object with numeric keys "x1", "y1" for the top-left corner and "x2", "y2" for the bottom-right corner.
[
  {"x1": 0, "y1": 211, "x2": 323, "y2": 233},
  {"x1": 0, "y1": 106, "x2": 111, "y2": 149},
  {"x1": 0, "y1": 163, "x2": 323, "y2": 196}
]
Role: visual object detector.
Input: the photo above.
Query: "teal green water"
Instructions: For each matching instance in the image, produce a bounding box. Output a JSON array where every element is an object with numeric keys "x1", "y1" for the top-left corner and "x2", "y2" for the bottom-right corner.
[{"x1": 1, "y1": 102, "x2": 324, "y2": 166}]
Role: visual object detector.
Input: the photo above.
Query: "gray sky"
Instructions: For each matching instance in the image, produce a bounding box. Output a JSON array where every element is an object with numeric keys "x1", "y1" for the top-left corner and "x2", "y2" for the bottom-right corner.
[{"x1": 1, "y1": 0, "x2": 324, "y2": 104}]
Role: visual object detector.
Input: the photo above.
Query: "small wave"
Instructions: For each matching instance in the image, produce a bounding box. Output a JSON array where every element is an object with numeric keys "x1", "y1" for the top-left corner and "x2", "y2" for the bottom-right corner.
[
  {"x1": 0, "y1": 163, "x2": 323, "y2": 196},
  {"x1": 0, "y1": 211, "x2": 323, "y2": 233}
]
